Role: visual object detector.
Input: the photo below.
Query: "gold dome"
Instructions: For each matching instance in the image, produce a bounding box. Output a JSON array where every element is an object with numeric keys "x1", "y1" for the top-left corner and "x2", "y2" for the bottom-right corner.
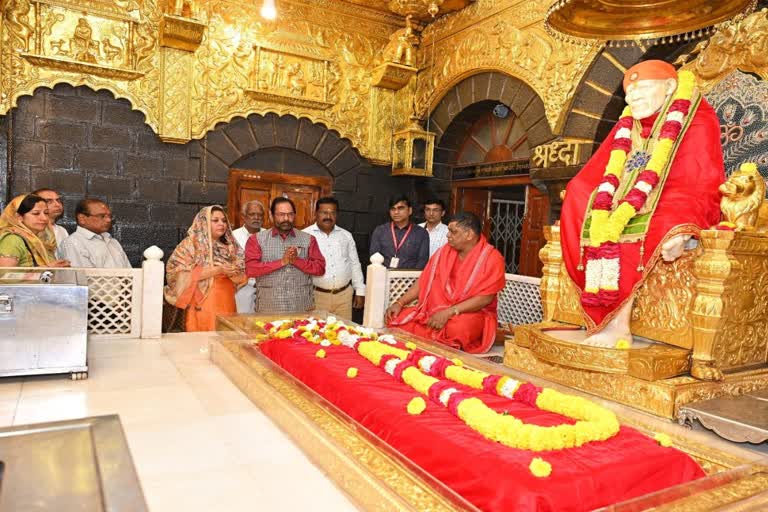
[{"x1": 546, "y1": 0, "x2": 757, "y2": 44}]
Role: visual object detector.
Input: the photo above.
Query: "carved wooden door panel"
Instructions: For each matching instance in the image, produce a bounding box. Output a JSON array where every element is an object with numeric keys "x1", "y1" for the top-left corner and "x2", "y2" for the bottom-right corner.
[
  {"x1": 272, "y1": 183, "x2": 320, "y2": 229},
  {"x1": 228, "y1": 170, "x2": 332, "y2": 230},
  {"x1": 453, "y1": 187, "x2": 491, "y2": 238},
  {"x1": 518, "y1": 186, "x2": 550, "y2": 277}
]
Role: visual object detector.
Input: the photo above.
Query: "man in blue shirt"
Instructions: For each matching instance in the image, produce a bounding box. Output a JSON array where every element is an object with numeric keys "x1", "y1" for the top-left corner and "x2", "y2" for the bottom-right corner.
[{"x1": 370, "y1": 195, "x2": 429, "y2": 269}]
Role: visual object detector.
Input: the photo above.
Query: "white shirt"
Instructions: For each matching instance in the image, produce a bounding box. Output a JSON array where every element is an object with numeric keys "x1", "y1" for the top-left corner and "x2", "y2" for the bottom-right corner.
[
  {"x1": 52, "y1": 224, "x2": 68, "y2": 259},
  {"x1": 232, "y1": 226, "x2": 261, "y2": 313},
  {"x1": 302, "y1": 223, "x2": 365, "y2": 296},
  {"x1": 419, "y1": 222, "x2": 448, "y2": 257},
  {"x1": 59, "y1": 226, "x2": 131, "y2": 268}
]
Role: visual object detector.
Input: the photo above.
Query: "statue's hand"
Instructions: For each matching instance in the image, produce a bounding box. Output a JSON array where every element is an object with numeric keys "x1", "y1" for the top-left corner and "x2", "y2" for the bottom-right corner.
[{"x1": 660, "y1": 234, "x2": 692, "y2": 262}]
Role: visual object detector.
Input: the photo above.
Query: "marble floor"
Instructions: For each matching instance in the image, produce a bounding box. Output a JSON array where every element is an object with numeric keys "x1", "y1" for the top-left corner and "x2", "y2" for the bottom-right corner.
[{"x1": 0, "y1": 333, "x2": 358, "y2": 512}]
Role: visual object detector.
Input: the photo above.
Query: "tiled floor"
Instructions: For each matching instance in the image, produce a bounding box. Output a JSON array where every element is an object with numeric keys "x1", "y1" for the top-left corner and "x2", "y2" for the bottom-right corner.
[{"x1": 0, "y1": 333, "x2": 358, "y2": 512}]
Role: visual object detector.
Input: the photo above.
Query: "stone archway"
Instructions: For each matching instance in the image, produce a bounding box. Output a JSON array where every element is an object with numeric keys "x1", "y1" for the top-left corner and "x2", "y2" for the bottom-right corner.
[
  {"x1": 429, "y1": 72, "x2": 554, "y2": 179},
  {"x1": 426, "y1": 72, "x2": 553, "y2": 276}
]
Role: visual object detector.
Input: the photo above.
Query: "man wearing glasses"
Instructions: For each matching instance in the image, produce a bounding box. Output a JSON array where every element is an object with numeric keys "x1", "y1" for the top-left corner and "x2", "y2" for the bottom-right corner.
[
  {"x1": 32, "y1": 188, "x2": 69, "y2": 255},
  {"x1": 245, "y1": 196, "x2": 325, "y2": 313},
  {"x1": 59, "y1": 199, "x2": 131, "y2": 268}
]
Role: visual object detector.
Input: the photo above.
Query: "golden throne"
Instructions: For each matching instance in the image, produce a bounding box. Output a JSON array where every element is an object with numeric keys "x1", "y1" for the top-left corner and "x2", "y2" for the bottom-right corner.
[{"x1": 506, "y1": 11, "x2": 768, "y2": 419}]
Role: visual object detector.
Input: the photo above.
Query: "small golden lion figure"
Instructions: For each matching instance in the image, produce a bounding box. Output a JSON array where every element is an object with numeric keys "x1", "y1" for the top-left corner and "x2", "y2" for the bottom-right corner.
[{"x1": 719, "y1": 163, "x2": 768, "y2": 230}]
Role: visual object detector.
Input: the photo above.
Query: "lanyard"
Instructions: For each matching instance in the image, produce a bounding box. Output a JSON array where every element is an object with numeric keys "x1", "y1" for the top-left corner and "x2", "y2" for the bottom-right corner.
[{"x1": 390, "y1": 222, "x2": 413, "y2": 257}]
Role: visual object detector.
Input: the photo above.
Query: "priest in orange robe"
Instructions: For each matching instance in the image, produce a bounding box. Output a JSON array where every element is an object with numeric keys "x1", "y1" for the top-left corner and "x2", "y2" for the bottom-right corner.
[{"x1": 386, "y1": 212, "x2": 506, "y2": 353}]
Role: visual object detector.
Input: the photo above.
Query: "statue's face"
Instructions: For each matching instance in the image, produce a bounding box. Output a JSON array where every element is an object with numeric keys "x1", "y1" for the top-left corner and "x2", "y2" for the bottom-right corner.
[{"x1": 625, "y1": 78, "x2": 677, "y2": 119}]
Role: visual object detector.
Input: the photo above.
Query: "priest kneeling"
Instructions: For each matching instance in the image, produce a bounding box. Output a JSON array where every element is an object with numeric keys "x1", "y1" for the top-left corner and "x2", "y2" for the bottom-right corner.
[{"x1": 385, "y1": 212, "x2": 506, "y2": 353}]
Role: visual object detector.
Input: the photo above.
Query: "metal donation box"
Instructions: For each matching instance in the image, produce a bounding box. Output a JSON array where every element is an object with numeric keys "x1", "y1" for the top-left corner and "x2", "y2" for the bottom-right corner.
[{"x1": 0, "y1": 269, "x2": 88, "y2": 378}]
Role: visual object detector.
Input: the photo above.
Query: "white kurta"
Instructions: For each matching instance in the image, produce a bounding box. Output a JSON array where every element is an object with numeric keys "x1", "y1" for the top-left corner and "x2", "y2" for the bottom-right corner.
[{"x1": 232, "y1": 226, "x2": 260, "y2": 313}]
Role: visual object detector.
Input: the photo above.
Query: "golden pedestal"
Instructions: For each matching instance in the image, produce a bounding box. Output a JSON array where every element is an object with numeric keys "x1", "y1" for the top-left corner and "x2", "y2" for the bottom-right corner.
[{"x1": 505, "y1": 225, "x2": 768, "y2": 420}]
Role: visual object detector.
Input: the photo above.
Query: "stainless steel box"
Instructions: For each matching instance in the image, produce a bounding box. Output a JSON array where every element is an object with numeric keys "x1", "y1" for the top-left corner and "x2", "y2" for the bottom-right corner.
[{"x1": 0, "y1": 268, "x2": 88, "y2": 378}]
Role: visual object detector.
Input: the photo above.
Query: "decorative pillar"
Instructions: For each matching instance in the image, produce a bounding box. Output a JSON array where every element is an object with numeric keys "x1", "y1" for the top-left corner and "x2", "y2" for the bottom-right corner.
[
  {"x1": 158, "y1": 14, "x2": 206, "y2": 143},
  {"x1": 363, "y1": 253, "x2": 388, "y2": 328},
  {"x1": 141, "y1": 245, "x2": 165, "y2": 339}
]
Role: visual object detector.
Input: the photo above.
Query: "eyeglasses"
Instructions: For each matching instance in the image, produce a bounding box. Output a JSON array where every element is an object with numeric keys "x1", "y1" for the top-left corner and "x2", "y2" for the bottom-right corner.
[{"x1": 85, "y1": 213, "x2": 113, "y2": 220}]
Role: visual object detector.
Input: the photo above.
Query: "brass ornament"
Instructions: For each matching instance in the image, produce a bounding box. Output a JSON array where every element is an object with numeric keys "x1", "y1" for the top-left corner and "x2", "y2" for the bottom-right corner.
[
  {"x1": 391, "y1": 116, "x2": 435, "y2": 176},
  {"x1": 546, "y1": 0, "x2": 757, "y2": 46}
]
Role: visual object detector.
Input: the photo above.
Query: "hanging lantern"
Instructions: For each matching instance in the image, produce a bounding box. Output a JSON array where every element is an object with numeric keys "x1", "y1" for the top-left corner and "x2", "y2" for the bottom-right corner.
[{"x1": 392, "y1": 117, "x2": 435, "y2": 177}]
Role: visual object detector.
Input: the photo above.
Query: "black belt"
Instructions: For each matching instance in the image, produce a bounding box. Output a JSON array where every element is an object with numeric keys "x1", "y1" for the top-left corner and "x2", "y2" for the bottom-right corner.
[{"x1": 314, "y1": 281, "x2": 352, "y2": 294}]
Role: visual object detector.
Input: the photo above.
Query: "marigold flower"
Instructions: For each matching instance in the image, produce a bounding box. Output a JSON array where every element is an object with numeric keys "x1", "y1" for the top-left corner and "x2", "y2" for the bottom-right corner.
[
  {"x1": 615, "y1": 339, "x2": 631, "y2": 350},
  {"x1": 407, "y1": 397, "x2": 426, "y2": 415},
  {"x1": 315, "y1": 349, "x2": 326, "y2": 358},
  {"x1": 451, "y1": 358, "x2": 464, "y2": 367},
  {"x1": 346, "y1": 367, "x2": 358, "y2": 378},
  {"x1": 654, "y1": 432, "x2": 673, "y2": 447},
  {"x1": 529, "y1": 457, "x2": 552, "y2": 478},
  {"x1": 405, "y1": 342, "x2": 417, "y2": 350}
]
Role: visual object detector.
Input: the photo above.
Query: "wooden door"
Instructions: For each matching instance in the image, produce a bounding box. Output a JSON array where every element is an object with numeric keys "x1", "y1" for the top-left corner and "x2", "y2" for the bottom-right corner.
[
  {"x1": 518, "y1": 186, "x2": 550, "y2": 277},
  {"x1": 453, "y1": 187, "x2": 491, "y2": 238},
  {"x1": 228, "y1": 170, "x2": 332, "y2": 230}
]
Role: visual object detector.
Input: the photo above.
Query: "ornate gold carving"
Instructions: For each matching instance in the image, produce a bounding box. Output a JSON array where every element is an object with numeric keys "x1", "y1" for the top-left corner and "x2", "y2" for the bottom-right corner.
[
  {"x1": 159, "y1": 47, "x2": 192, "y2": 142},
  {"x1": 531, "y1": 139, "x2": 582, "y2": 168},
  {"x1": 159, "y1": 14, "x2": 205, "y2": 51},
  {"x1": 20, "y1": 1, "x2": 145, "y2": 79},
  {"x1": 539, "y1": 226, "x2": 562, "y2": 321},
  {"x1": 505, "y1": 340, "x2": 768, "y2": 420},
  {"x1": 245, "y1": 30, "x2": 335, "y2": 110},
  {"x1": 719, "y1": 164, "x2": 767, "y2": 230},
  {"x1": 631, "y1": 249, "x2": 699, "y2": 350},
  {"x1": 682, "y1": 9, "x2": 768, "y2": 92},
  {"x1": 414, "y1": 1, "x2": 601, "y2": 131},
  {"x1": 371, "y1": 62, "x2": 418, "y2": 90},
  {"x1": 517, "y1": 324, "x2": 691, "y2": 380},
  {"x1": 384, "y1": 14, "x2": 420, "y2": 67}
]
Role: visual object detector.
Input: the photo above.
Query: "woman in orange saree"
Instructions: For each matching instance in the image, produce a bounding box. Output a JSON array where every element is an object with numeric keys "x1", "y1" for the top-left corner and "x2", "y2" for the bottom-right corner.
[{"x1": 165, "y1": 206, "x2": 246, "y2": 332}]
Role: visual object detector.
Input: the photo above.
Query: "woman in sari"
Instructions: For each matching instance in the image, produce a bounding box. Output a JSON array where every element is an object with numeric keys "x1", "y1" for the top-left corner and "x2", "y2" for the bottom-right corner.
[
  {"x1": 0, "y1": 194, "x2": 70, "y2": 267},
  {"x1": 165, "y1": 205, "x2": 246, "y2": 332}
]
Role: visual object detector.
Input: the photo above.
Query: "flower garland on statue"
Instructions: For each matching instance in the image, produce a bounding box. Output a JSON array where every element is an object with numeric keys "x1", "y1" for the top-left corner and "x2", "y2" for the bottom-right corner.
[
  {"x1": 256, "y1": 318, "x2": 620, "y2": 453},
  {"x1": 582, "y1": 70, "x2": 697, "y2": 307}
]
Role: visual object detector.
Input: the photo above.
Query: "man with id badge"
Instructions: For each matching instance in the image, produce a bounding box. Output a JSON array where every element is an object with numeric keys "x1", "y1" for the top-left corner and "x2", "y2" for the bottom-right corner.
[{"x1": 370, "y1": 195, "x2": 429, "y2": 270}]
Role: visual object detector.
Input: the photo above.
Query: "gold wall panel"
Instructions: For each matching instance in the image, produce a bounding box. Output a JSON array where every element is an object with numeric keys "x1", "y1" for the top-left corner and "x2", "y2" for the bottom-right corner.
[
  {"x1": 1, "y1": 0, "x2": 597, "y2": 159},
  {"x1": 413, "y1": 0, "x2": 601, "y2": 132}
]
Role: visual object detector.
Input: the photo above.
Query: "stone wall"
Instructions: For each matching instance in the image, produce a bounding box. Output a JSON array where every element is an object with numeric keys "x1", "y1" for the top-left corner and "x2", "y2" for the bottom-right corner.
[{"x1": 5, "y1": 84, "x2": 421, "y2": 266}]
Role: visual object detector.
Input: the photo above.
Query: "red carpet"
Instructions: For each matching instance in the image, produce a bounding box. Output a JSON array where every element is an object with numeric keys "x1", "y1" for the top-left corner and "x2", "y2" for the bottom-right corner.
[{"x1": 258, "y1": 338, "x2": 704, "y2": 512}]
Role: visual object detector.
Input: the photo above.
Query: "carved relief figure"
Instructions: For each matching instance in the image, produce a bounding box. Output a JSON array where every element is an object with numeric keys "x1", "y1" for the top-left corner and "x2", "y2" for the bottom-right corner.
[
  {"x1": 285, "y1": 62, "x2": 306, "y2": 96},
  {"x1": 384, "y1": 15, "x2": 420, "y2": 67},
  {"x1": 3, "y1": 0, "x2": 35, "y2": 53},
  {"x1": 559, "y1": 60, "x2": 725, "y2": 347},
  {"x1": 719, "y1": 164, "x2": 767, "y2": 230},
  {"x1": 102, "y1": 37, "x2": 122, "y2": 62},
  {"x1": 71, "y1": 17, "x2": 99, "y2": 63}
]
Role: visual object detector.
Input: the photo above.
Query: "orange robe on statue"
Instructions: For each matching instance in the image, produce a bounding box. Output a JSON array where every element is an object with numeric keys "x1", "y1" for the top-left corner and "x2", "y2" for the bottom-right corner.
[{"x1": 388, "y1": 236, "x2": 506, "y2": 353}]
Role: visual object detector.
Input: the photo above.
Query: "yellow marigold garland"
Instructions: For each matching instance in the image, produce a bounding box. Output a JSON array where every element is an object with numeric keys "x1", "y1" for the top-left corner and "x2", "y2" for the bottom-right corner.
[{"x1": 261, "y1": 318, "x2": 621, "y2": 452}]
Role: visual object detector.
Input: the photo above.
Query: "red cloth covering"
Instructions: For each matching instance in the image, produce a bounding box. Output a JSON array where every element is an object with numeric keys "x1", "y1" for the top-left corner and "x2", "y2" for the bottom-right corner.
[
  {"x1": 388, "y1": 236, "x2": 506, "y2": 353},
  {"x1": 259, "y1": 338, "x2": 704, "y2": 512},
  {"x1": 560, "y1": 100, "x2": 725, "y2": 330}
]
